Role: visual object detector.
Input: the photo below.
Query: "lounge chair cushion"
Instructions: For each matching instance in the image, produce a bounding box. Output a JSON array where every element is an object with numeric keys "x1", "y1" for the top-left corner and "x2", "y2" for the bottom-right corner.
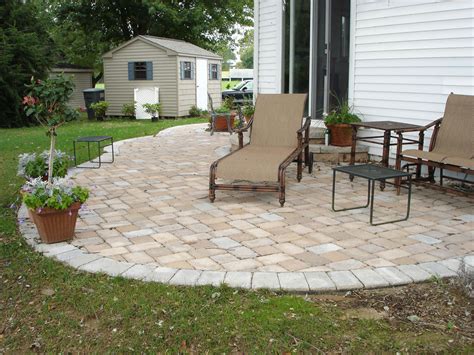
[
  {"x1": 401, "y1": 149, "x2": 447, "y2": 163},
  {"x1": 432, "y1": 93, "x2": 474, "y2": 158},
  {"x1": 216, "y1": 145, "x2": 297, "y2": 182},
  {"x1": 443, "y1": 157, "x2": 474, "y2": 170}
]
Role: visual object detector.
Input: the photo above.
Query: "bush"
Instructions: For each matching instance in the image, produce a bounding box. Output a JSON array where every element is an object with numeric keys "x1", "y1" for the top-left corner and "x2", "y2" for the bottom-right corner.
[
  {"x1": 121, "y1": 102, "x2": 135, "y2": 118},
  {"x1": 142, "y1": 103, "x2": 161, "y2": 118},
  {"x1": 90, "y1": 101, "x2": 109, "y2": 120},
  {"x1": 189, "y1": 105, "x2": 202, "y2": 117},
  {"x1": 324, "y1": 99, "x2": 361, "y2": 125}
]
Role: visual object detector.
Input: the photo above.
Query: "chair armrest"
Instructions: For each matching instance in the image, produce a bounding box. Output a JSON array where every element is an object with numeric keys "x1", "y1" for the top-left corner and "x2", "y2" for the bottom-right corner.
[
  {"x1": 234, "y1": 117, "x2": 253, "y2": 134},
  {"x1": 395, "y1": 117, "x2": 443, "y2": 134},
  {"x1": 297, "y1": 116, "x2": 312, "y2": 134}
]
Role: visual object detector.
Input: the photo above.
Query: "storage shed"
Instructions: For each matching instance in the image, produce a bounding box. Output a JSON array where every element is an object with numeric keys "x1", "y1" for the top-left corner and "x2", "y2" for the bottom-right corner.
[
  {"x1": 103, "y1": 35, "x2": 223, "y2": 118},
  {"x1": 50, "y1": 64, "x2": 94, "y2": 109}
]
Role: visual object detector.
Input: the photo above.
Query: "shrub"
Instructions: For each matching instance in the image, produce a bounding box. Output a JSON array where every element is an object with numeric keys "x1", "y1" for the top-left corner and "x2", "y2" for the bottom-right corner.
[
  {"x1": 18, "y1": 150, "x2": 71, "y2": 179},
  {"x1": 324, "y1": 98, "x2": 361, "y2": 125},
  {"x1": 189, "y1": 105, "x2": 202, "y2": 117},
  {"x1": 90, "y1": 101, "x2": 109, "y2": 120},
  {"x1": 121, "y1": 102, "x2": 135, "y2": 118},
  {"x1": 22, "y1": 177, "x2": 89, "y2": 211},
  {"x1": 242, "y1": 103, "x2": 255, "y2": 118},
  {"x1": 142, "y1": 103, "x2": 161, "y2": 118}
]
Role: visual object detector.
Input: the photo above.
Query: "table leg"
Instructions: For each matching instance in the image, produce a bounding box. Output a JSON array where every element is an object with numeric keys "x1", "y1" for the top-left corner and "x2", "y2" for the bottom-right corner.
[
  {"x1": 98, "y1": 141, "x2": 101, "y2": 168},
  {"x1": 349, "y1": 126, "x2": 358, "y2": 182},
  {"x1": 308, "y1": 153, "x2": 314, "y2": 174},
  {"x1": 110, "y1": 137, "x2": 115, "y2": 163},
  {"x1": 369, "y1": 179, "x2": 376, "y2": 225},
  {"x1": 380, "y1": 129, "x2": 391, "y2": 190},
  {"x1": 332, "y1": 172, "x2": 371, "y2": 212},
  {"x1": 73, "y1": 141, "x2": 77, "y2": 167}
]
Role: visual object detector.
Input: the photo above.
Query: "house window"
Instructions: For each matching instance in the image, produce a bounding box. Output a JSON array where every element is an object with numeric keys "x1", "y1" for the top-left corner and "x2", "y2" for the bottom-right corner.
[
  {"x1": 209, "y1": 64, "x2": 219, "y2": 80},
  {"x1": 128, "y1": 61, "x2": 153, "y2": 80},
  {"x1": 180, "y1": 61, "x2": 194, "y2": 80}
]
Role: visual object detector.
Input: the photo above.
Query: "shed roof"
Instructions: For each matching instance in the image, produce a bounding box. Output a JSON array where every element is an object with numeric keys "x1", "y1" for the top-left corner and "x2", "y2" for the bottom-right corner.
[{"x1": 103, "y1": 35, "x2": 222, "y2": 60}]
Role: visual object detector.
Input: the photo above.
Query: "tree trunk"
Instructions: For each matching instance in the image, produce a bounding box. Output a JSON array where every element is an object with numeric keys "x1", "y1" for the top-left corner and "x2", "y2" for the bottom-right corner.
[
  {"x1": 48, "y1": 128, "x2": 56, "y2": 184},
  {"x1": 92, "y1": 72, "x2": 103, "y2": 87}
]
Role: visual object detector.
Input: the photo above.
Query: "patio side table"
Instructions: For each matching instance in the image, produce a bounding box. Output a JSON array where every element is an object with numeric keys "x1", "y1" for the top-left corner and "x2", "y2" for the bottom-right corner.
[
  {"x1": 73, "y1": 136, "x2": 114, "y2": 169},
  {"x1": 349, "y1": 121, "x2": 423, "y2": 190},
  {"x1": 332, "y1": 164, "x2": 412, "y2": 226}
]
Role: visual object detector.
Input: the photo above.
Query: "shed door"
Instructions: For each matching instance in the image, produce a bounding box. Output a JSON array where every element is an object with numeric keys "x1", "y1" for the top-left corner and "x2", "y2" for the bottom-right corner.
[{"x1": 196, "y1": 58, "x2": 208, "y2": 110}]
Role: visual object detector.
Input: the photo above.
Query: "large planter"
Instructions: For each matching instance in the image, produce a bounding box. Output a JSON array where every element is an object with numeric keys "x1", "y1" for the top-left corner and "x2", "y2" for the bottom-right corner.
[
  {"x1": 327, "y1": 123, "x2": 353, "y2": 147},
  {"x1": 214, "y1": 113, "x2": 235, "y2": 132},
  {"x1": 29, "y1": 202, "x2": 81, "y2": 244}
]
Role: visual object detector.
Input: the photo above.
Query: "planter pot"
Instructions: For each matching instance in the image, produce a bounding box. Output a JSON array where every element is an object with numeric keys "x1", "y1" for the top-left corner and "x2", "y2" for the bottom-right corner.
[
  {"x1": 29, "y1": 202, "x2": 81, "y2": 244},
  {"x1": 214, "y1": 113, "x2": 235, "y2": 132},
  {"x1": 327, "y1": 123, "x2": 353, "y2": 147}
]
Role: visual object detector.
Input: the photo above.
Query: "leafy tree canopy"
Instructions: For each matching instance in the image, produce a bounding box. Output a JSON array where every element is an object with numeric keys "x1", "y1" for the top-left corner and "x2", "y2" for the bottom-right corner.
[
  {"x1": 37, "y1": 0, "x2": 253, "y2": 84},
  {"x1": 237, "y1": 29, "x2": 253, "y2": 69},
  {"x1": 0, "y1": 0, "x2": 54, "y2": 128}
]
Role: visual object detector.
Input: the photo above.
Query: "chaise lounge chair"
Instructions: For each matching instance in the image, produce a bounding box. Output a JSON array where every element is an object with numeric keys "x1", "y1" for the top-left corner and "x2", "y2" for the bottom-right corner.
[
  {"x1": 395, "y1": 93, "x2": 474, "y2": 192},
  {"x1": 209, "y1": 94, "x2": 310, "y2": 207}
]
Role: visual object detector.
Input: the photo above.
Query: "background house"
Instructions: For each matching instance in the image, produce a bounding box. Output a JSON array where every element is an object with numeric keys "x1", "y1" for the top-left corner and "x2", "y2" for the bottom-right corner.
[
  {"x1": 254, "y1": 0, "x2": 474, "y2": 157},
  {"x1": 103, "y1": 35, "x2": 222, "y2": 118},
  {"x1": 50, "y1": 64, "x2": 94, "y2": 109}
]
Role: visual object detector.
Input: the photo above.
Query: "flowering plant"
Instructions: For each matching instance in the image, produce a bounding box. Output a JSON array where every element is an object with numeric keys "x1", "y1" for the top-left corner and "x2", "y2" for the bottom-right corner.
[
  {"x1": 18, "y1": 150, "x2": 71, "y2": 179},
  {"x1": 22, "y1": 178, "x2": 89, "y2": 211},
  {"x1": 23, "y1": 75, "x2": 79, "y2": 184}
]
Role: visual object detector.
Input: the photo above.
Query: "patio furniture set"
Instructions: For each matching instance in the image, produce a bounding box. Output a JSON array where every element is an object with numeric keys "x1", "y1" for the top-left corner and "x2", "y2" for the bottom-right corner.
[{"x1": 208, "y1": 93, "x2": 473, "y2": 225}]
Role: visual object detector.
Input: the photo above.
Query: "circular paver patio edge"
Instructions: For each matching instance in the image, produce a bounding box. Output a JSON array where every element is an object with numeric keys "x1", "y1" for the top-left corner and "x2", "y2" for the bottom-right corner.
[{"x1": 16, "y1": 128, "x2": 474, "y2": 292}]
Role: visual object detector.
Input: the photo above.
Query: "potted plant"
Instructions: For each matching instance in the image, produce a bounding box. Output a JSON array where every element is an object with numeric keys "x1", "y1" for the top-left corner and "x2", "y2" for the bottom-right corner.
[
  {"x1": 213, "y1": 97, "x2": 236, "y2": 131},
  {"x1": 22, "y1": 178, "x2": 89, "y2": 243},
  {"x1": 90, "y1": 101, "x2": 109, "y2": 121},
  {"x1": 242, "y1": 103, "x2": 255, "y2": 124},
  {"x1": 22, "y1": 75, "x2": 89, "y2": 243},
  {"x1": 143, "y1": 103, "x2": 162, "y2": 122},
  {"x1": 122, "y1": 102, "x2": 136, "y2": 119},
  {"x1": 18, "y1": 150, "x2": 72, "y2": 180},
  {"x1": 324, "y1": 99, "x2": 361, "y2": 146}
]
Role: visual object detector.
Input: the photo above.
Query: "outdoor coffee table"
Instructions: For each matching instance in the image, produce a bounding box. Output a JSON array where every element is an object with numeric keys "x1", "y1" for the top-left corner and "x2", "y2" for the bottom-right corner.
[
  {"x1": 332, "y1": 164, "x2": 412, "y2": 226},
  {"x1": 73, "y1": 136, "x2": 114, "y2": 169}
]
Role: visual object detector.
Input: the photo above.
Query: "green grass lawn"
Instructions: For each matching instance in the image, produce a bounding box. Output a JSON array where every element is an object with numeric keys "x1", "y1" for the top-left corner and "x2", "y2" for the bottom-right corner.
[{"x1": 0, "y1": 118, "x2": 472, "y2": 352}]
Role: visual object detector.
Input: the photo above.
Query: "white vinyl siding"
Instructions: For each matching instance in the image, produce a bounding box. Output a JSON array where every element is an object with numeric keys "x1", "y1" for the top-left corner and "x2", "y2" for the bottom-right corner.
[
  {"x1": 207, "y1": 59, "x2": 222, "y2": 109},
  {"x1": 349, "y1": 0, "x2": 474, "y2": 157},
  {"x1": 103, "y1": 40, "x2": 178, "y2": 117},
  {"x1": 255, "y1": 0, "x2": 283, "y2": 94}
]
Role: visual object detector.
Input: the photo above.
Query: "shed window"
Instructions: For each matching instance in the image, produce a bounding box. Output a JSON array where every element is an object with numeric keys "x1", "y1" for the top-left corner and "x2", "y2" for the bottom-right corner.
[
  {"x1": 180, "y1": 61, "x2": 194, "y2": 80},
  {"x1": 209, "y1": 64, "x2": 219, "y2": 80},
  {"x1": 128, "y1": 61, "x2": 153, "y2": 80}
]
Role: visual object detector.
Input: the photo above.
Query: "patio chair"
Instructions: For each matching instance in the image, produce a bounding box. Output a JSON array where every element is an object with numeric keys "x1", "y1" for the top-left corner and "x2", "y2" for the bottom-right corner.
[
  {"x1": 395, "y1": 93, "x2": 474, "y2": 192},
  {"x1": 209, "y1": 94, "x2": 311, "y2": 207},
  {"x1": 208, "y1": 93, "x2": 233, "y2": 135}
]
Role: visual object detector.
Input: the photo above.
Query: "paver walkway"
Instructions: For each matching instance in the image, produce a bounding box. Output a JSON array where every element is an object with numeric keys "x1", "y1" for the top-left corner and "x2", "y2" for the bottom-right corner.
[{"x1": 19, "y1": 124, "x2": 474, "y2": 291}]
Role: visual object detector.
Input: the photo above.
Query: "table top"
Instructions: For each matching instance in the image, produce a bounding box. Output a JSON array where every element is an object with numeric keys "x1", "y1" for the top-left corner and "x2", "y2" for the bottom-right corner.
[
  {"x1": 333, "y1": 164, "x2": 411, "y2": 180},
  {"x1": 351, "y1": 121, "x2": 423, "y2": 131},
  {"x1": 76, "y1": 136, "x2": 112, "y2": 142}
]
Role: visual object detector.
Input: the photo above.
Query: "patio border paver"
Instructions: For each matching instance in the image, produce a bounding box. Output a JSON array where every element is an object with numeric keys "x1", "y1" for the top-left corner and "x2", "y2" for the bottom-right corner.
[{"x1": 16, "y1": 129, "x2": 474, "y2": 293}]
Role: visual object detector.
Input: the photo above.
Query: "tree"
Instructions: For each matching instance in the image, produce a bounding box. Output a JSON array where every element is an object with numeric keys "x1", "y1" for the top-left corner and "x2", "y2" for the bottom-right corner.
[
  {"x1": 39, "y1": 0, "x2": 254, "y2": 85},
  {"x1": 237, "y1": 29, "x2": 254, "y2": 69},
  {"x1": 216, "y1": 45, "x2": 237, "y2": 71},
  {"x1": 0, "y1": 0, "x2": 54, "y2": 128}
]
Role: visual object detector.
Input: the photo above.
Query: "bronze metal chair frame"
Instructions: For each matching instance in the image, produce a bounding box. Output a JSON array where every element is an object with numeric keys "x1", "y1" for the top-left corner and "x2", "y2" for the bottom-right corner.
[
  {"x1": 209, "y1": 116, "x2": 312, "y2": 207},
  {"x1": 395, "y1": 117, "x2": 474, "y2": 194}
]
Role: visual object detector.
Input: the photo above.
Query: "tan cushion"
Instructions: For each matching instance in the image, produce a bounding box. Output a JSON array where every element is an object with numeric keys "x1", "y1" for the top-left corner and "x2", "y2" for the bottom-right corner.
[
  {"x1": 401, "y1": 149, "x2": 447, "y2": 163},
  {"x1": 216, "y1": 145, "x2": 297, "y2": 182},
  {"x1": 251, "y1": 94, "x2": 307, "y2": 148},
  {"x1": 443, "y1": 157, "x2": 474, "y2": 170},
  {"x1": 432, "y1": 93, "x2": 474, "y2": 158}
]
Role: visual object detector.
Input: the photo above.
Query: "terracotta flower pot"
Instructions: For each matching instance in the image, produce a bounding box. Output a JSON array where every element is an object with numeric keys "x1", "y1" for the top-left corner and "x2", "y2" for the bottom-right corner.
[
  {"x1": 327, "y1": 123, "x2": 353, "y2": 147},
  {"x1": 29, "y1": 202, "x2": 82, "y2": 244},
  {"x1": 214, "y1": 113, "x2": 235, "y2": 131}
]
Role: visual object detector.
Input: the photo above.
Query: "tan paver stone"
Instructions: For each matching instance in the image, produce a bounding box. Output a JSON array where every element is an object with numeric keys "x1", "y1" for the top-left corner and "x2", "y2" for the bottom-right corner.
[
  {"x1": 146, "y1": 247, "x2": 172, "y2": 257},
  {"x1": 85, "y1": 243, "x2": 110, "y2": 253},
  {"x1": 278, "y1": 258, "x2": 309, "y2": 271},
  {"x1": 127, "y1": 242, "x2": 162, "y2": 252},
  {"x1": 156, "y1": 252, "x2": 192, "y2": 264},
  {"x1": 222, "y1": 259, "x2": 262, "y2": 271},
  {"x1": 294, "y1": 252, "x2": 331, "y2": 266},
  {"x1": 365, "y1": 258, "x2": 396, "y2": 268},
  {"x1": 257, "y1": 253, "x2": 293, "y2": 265},
  {"x1": 243, "y1": 237, "x2": 275, "y2": 248},
  {"x1": 288, "y1": 224, "x2": 314, "y2": 234},
  {"x1": 275, "y1": 242, "x2": 305, "y2": 255},
  {"x1": 123, "y1": 252, "x2": 154, "y2": 263},
  {"x1": 100, "y1": 247, "x2": 129, "y2": 257},
  {"x1": 376, "y1": 248, "x2": 411, "y2": 260},
  {"x1": 189, "y1": 257, "x2": 221, "y2": 270},
  {"x1": 151, "y1": 232, "x2": 179, "y2": 243},
  {"x1": 130, "y1": 236, "x2": 156, "y2": 244}
]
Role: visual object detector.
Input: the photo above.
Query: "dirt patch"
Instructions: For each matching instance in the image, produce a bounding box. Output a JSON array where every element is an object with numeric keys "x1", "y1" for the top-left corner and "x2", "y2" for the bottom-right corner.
[{"x1": 311, "y1": 279, "x2": 473, "y2": 339}]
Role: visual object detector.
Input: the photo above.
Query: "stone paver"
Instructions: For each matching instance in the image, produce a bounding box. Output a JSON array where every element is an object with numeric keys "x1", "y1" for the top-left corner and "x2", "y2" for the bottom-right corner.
[
  {"x1": 18, "y1": 125, "x2": 474, "y2": 292},
  {"x1": 278, "y1": 272, "x2": 309, "y2": 292}
]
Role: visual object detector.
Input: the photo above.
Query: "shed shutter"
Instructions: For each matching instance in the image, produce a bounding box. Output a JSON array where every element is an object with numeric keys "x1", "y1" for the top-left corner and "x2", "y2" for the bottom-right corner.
[
  {"x1": 179, "y1": 62, "x2": 184, "y2": 80},
  {"x1": 128, "y1": 62, "x2": 134, "y2": 80},
  {"x1": 208, "y1": 64, "x2": 212, "y2": 80},
  {"x1": 191, "y1": 62, "x2": 195, "y2": 80},
  {"x1": 146, "y1": 61, "x2": 153, "y2": 80},
  {"x1": 217, "y1": 64, "x2": 220, "y2": 80}
]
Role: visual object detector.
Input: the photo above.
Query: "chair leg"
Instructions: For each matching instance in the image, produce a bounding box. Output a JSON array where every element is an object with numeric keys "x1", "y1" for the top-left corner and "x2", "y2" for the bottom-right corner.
[
  {"x1": 279, "y1": 169, "x2": 286, "y2": 207},
  {"x1": 209, "y1": 163, "x2": 217, "y2": 202},
  {"x1": 297, "y1": 151, "x2": 303, "y2": 182}
]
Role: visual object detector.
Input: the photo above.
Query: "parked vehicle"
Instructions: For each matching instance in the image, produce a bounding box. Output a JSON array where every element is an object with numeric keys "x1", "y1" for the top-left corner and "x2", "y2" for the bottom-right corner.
[{"x1": 222, "y1": 80, "x2": 253, "y2": 105}]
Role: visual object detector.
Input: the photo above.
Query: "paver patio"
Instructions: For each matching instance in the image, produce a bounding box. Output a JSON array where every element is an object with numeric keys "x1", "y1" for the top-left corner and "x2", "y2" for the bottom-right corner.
[{"x1": 19, "y1": 124, "x2": 473, "y2": 291}]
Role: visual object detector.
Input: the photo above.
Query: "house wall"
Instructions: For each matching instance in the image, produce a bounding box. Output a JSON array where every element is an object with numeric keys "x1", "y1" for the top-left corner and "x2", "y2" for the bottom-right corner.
[
  {"x1": 103, "y1": 40, "x2": 178, "y2": 116},
  {"x1": 254, "y1": 0, "x2": 284, "y2": 95},
  {"x1": 176, "y1": 56, "x2": 196, "y2": 116},
  {"x1": 207, "y1": 59, "x2": 222, "y2": 109},
  {"x1": 349, "y1": 0, "x2": 474, "y2": 156},
  {"x1": 50, "y1": 70, "x2": 92, "y2": 109}
]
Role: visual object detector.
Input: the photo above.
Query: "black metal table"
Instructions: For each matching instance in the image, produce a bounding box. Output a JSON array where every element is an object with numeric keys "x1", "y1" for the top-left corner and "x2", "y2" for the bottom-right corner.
[
  {"x1": 332, "y1": 164, "x2": 412, "y2": 226},
  {"x1": 73, "y1": 136, "x2": 114, "y2": 169}
]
